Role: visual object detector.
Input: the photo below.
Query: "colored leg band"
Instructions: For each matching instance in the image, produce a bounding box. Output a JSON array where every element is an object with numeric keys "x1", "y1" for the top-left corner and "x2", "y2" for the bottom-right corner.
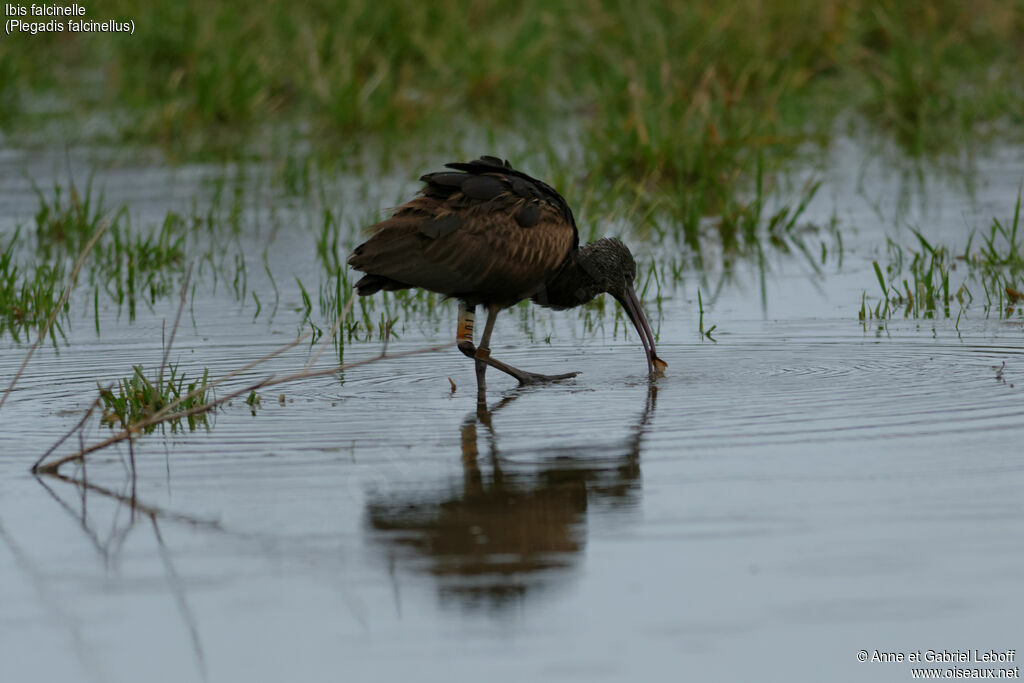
[{"x1": 457, "y1": 309, "x2": 475, "y2": 344}]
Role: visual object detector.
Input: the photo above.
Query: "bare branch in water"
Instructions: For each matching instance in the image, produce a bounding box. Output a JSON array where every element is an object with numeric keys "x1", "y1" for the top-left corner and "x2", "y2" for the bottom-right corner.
[
  {"x1": 32, "y1": 394, "x2": 104, "y2": 472},
  {"x1": 33, "y1": 343, "x2": 447, "y2": 474}
]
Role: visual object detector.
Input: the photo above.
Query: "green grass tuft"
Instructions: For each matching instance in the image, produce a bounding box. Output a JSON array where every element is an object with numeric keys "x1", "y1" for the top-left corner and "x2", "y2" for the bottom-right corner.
[
  {"x1": 861, "y1": 189, "x2": 1024, "y2": 320},
  {"x1": 0, "y1": 229, "x2": 69, "y2": 344},
  {"x1": 99, "y1": 364, "x2": 212, "y2": 433}
]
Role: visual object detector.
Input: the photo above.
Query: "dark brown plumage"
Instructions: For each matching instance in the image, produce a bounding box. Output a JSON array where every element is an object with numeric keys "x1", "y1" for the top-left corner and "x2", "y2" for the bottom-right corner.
[{"x1": 348, "y1": 156, "x2": 666, "y2": 394}]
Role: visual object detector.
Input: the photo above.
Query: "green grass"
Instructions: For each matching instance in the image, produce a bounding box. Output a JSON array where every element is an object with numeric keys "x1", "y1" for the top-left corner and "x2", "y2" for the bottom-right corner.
[
  {"x1": 0, "y1": 175, "x2": 272, "y2": 345},
  {"x1": 25, "y1": 181, "x2": 191, "y2": 324},
  {"x1": 4, "y1": 1, "x2": 1021, "y2": 202},
  {"x1": 861, "y1": 235, "x2": 967, "y2": 321},
  {"x1": 970, "y1": 189, "x2": 1024, "y2": 316},
  {"x1": 856, "y1": 2, "x2": 1023, "y2": 155},
  {"x1": 94, "y1": 212, "x2": 188, "y2": 319},
  {"x1": 861, "y1": 189, "x2": 1024, "y2": 321},
  {"x1": 33, "y1": 177, "x2": 124, "y2": 257},
  {"x1": 99, "y1": 363, "x2": 212, "y2": 433},
  {"x1": 0, "y1": 230, "x2": 69, "y2": 344},
  {"x1": 30, "y1": 174, "x2": 323, "y2": 345},
  {"x1": 697, "y1": 289, "x2": 717, "y2": 341}
]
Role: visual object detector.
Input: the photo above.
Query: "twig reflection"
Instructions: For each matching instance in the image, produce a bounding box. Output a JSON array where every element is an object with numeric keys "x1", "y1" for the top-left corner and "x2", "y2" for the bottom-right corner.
[{"x1": 31, "y1": 469, "x2": 216, "y2": 681}]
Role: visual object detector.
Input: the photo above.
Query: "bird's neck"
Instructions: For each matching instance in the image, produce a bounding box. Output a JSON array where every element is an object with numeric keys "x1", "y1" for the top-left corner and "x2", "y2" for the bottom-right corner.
[{"x1": 531, "y1": 245, "x2": 604, "y2": 310}]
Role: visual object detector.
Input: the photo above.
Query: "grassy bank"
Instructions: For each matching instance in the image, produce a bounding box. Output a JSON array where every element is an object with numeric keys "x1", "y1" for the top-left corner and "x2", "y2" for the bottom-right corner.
[{"x1": 4, "y1": 2, "x2": 1021, "y2": 179}]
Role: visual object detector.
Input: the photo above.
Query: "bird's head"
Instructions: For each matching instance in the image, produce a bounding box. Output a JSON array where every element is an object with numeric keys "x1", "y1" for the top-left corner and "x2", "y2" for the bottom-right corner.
[
  {"x1": 581, "y1": 238, "x2": 638, "y2": 298},
  {"x1": 581, "y1": 238, "x2": 667, "y2": 377}
]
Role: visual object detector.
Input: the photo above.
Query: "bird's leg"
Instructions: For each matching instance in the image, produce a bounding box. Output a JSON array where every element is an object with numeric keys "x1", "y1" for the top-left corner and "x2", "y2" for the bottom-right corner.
[
  {"x1": 475, "y1": 325, "x2": 488, "y2": 403},
  {"x1": 472, "y1": 305, "x2": 580, "y2": 387},
  {"x1": 455, "y1": 303, "x2": 488, "y2": 401},
  {"x1": 474, "y1": 306, "x2": 496, "y2": 400}
]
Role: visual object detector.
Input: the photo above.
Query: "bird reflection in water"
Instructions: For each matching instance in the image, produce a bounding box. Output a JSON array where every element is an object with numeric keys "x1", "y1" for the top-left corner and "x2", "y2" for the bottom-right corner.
[{"x1": 365, "y1": 385, "x2": 658, "y2": 611}]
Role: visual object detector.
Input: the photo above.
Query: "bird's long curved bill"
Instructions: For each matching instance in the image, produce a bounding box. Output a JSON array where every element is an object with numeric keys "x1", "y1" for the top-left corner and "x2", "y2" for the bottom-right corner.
[{"x1": 618, "y1": 285, "x2": 667, "y2": 377}]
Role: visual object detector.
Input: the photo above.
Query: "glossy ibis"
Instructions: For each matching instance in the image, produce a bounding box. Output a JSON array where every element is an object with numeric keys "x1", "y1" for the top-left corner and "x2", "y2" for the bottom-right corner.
[{"x1": 347, "y1": 156, "x2": 666, "y2": 393}]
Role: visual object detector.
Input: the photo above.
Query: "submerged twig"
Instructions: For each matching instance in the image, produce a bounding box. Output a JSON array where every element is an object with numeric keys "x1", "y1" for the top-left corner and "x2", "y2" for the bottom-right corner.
[
  {"x1": 31, "y1": 394, "x2": 105, "y2": 472},
  {"x1": 1, "y1": 218, "x2": 110, "y2": 411}
]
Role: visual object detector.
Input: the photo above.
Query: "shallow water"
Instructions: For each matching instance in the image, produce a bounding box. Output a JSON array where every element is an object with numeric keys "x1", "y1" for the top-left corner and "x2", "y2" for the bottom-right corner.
[{"x1": 2, "y1": 142, "x2": 1023, "y2": 682}]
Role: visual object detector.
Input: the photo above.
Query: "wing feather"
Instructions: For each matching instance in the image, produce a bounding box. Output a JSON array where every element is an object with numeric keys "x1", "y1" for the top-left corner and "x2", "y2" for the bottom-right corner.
[{"x1": 348, "y1": 157, "x2": 577, "y2": 306}]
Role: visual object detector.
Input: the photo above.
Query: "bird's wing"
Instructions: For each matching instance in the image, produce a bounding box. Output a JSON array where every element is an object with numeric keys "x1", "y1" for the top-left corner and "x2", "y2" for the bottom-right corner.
[{"x1": 348, "y1": 157, "x2": 578, "y2": 305}]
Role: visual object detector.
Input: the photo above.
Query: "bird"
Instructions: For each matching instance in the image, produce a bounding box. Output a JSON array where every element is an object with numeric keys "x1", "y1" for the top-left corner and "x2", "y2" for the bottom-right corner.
[{"x1": 347, "y1": 155, "x2": 666, "y2": 395}]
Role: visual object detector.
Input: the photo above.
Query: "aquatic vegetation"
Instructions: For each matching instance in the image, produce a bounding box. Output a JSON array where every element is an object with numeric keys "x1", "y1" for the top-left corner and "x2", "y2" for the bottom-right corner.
[
  {"x1": 969, "y1": 190, "x2": 1024, "y2": 316},
  {"x1": 280, "y1": 153, "x2": 314, "y2": 198},
  {"x1": 24, "y1": 179, "x2": 198, "y2": 323},
  {"x1": 861, "y1": 234, "x2": 969, "y2": 321},
  {"x1": 714, "y1": 166, "x2": 824, "y2": 255},
  {"x1": 315, "y1": 208, "x2": 344, "y2": 272},
  {"x1": 99, "y1": 364, "x2": 212, "y2": 433},
  {"x1": 34, "y1": 178, "x2": 126, "y2": 257},
  {"x1": 245, "y1": 390, "x2": 261, "y2": 415},
  {"x1": 860, "y1": 190, "x2": 1024, "y2": 321},
  {"x1": 94, "y1": 212, "x2": 188, "y2": 318},
  {"x1": 697, "y1": 289, "x2": 717, "y2": 341},
  {"x1": 0, "y1": 230, "x2": 69, "y2": 343},
  {"x1": 20, "y1": 172, "x2": 272, "y2": 330}
]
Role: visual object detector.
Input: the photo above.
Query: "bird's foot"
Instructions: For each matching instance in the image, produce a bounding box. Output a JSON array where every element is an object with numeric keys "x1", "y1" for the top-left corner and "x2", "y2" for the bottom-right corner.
[
  {"x1": 460, "y1": 342, "x2": 579, "y2": 387},
  {"x1": 514, "y1": 370, "x2": 581, "y2": 386}
]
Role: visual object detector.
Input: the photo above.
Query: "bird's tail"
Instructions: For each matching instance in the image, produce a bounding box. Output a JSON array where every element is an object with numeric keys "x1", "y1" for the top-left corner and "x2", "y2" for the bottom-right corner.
[
  {"x1": 352, "y1": 273, "x2": 409, "y2": 296},
  {"x1": 348, "y1": 219, "x2": 423, "y2": 296}
]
